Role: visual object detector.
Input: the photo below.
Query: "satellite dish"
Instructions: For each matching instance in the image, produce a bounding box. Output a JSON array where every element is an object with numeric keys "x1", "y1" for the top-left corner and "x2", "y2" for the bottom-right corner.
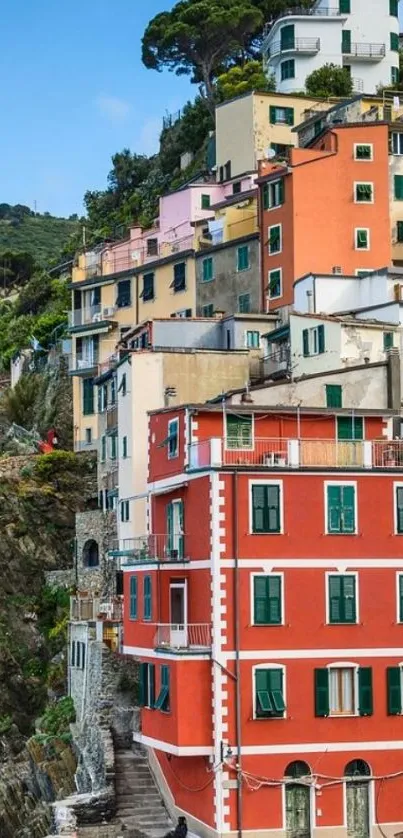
[{"x1": 266, "y1": 148, "x2": 276, "y2": 159}]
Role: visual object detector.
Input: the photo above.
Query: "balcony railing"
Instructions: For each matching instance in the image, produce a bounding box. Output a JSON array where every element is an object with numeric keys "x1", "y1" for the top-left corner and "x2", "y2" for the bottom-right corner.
[
  {"x1": 154, "y1": 623, "x2": 212, "y2": 652},
  {"x1": 68, "y1": 306, "x2": 117, "y2": 328},
  {"x1": 109, "y1": 534, "x2": 186, "y2": 563},
  {"x1": 262, "y1": 346, "x2": 290, "y2": 379},
  {"x1": 69, "y1": 353, "x2": 99, "y2": 372},
  {"x1": 188, "y1": 438, "x2": 403, "y2": 471},
  {"x1": 74, "y1": 438, "x2": 98, "y2": 453},
  {"x1": 268, "y1": 37, "x2": 320, "y2": 58},
  {"x1": 106, "y1": 469, "x2": 119, "y2": 491},
  {"x1": 70, "y1": 597, "x2": 123, "y2": 622},
  {"x1": 264, "y1": 6, "x2": 342, "y2": 36},
  {"x1": 106, "y1": 405, "x2": 118, "y2": 431},
  {"x1": 343, "y1": 43, "x2": 385, "y2": 60}
]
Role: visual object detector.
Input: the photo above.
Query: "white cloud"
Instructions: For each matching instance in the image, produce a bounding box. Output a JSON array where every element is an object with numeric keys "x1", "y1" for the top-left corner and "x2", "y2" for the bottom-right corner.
[{"x1": 95, "y1": 94, "x2": 131, "y2": 122}]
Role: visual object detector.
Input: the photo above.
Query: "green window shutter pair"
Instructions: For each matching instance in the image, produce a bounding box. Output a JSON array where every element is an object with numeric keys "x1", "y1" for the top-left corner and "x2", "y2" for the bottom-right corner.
[
  {"x1": 83, "y1": 378, "x2": 94, "y2": 416},
  {"x1": 144, "y1": 575, "x2": 152, "y2": 620},
  {"x1": 269, "y1": 105, "x2": 277, "y2": 124},
  {"x1": 314, "y1": 668, "x2": 373, "y2": 717},
  {"x1": 326, "y1": 384, "x2": 342, "y2": 408},
  {"x1": 356, "y1": 183, "x2": 372, "y2": 201},
  {"x1": 391, "y1": 32, "x2": 399, "y2": 51},
  {"x1": 395, "y1": 175, "x2": 403, "y2": 200},
  {"x1": 252, "y1": 485, "x2": 281, "y2": 534},
  {"x1": 328, "y1": 574, "x2": 356, "y2": 623},
  {"x1": 237, "y1": 245, "x2": 249, "y2": 271},
  {"x1": 383, "y1": 332, "x2": 394, "y2": 350},
  {"x1": 387, "y1": 667, "x2": 402, "y2": 714},
  {"x1": 336, "y1": 416, "x2": 363, "y2": 440},
  {"x1": 269, "y1": 225, "x2": 281, "y2": 253},
  {"x1": 155, "y1": 665, "x2": 170, "y2": 711},
  {"x1": 397, "y1": 492, "x2": 403, "y2": 535},
  {"x1": 269, "y1": 269, "x2": 281, "y2": 298},
  {"x1": 327, "y1": 485, "x2": 355, "y2": 534},
  {"x1": 201, "y1": 194, "x2": 211, "y2": 209},
  {"x1": 226, "y1": 414, "x2": 253, "y2": 448},
  {"x1": 255, "y1": 668, "x2": 286, "y2": 716},
  {"x1": 356, "y1": 229, "x2": 368, "y2": 249},
  {"x1": 355, "y1": 145, "x2": 371, "y2": 160},
  {"x1": 254, "y1": 575, "x2": 282, "y2": 624},
  {"x1": 280, "y1": 24, "x2": 295, "y2": 51},
  {"x1": 130, "y1": 576, "x2": 137, "y2": 619},
  {"x1": 139, "y1": 662, "x2": 155, "y2": 707},
  {"x1": 202, "y1": 257, "x2": 214, "y2": 282}
]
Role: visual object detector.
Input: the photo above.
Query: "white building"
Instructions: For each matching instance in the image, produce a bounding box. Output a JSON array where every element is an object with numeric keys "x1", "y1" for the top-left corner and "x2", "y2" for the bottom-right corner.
[{"x1": 262, "y1": 0, "x2": 400, "y2": 95}]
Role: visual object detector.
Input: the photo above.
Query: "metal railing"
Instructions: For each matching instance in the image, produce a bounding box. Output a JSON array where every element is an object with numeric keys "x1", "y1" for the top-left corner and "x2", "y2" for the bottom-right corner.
[
  {"x1": 154, "y1": 623, "x2": 212, "y2": 651},
  {"x1": 264, "y1": 6, "x2": 342, "y2": 35},
  {"x1": 187, "y1": 438, "x2": 403, "y2": 471},
  {"x1": 344, "y1": 42, "x2": 385, "y2": 59},
  {"x1": 106, "y1": 406, "x2": 118, "y2": 431},
  {"x1": 74, "y1": 438, "x2": 98, "y2": 453},
  {"x1": 268, "y1": 37, "x2": 320, "y2": 57},
  {"x1": 262, "y1": 346, "x2": 290, "y2": 378},
  {"x1": 69, "y1": 306, "x2": 102, "y2": 327},
  {"x1": 69, "y1": 354, "x2": 99, "y2": 372},
  {"x1": 70, "y1": 597, "x2": 123, "y2": 622},
  {"x1": 110, "y1": 534, "x2": 186, "y2": 563}
]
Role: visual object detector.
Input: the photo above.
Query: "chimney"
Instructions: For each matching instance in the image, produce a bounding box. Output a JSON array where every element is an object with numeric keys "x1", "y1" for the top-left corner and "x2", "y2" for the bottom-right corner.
[{"x1": 306, "y1": 290, "x2": 314, "y2": 314}]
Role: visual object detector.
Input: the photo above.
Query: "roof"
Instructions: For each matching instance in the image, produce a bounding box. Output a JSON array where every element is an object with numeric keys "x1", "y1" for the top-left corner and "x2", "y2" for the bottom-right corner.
[
  {"x1": 210, "y1": 188, "x2": 257, "y2": 212},
  {"x1": 291, "y1": 311, "x2": 398, "y2": 328},
  {"x1": 293, "y1": 268, "x2": 389, "y2": 286},
  {"x1": 215, "y1": 89, "x2": 329, "y2": 111},
  {"x1": 149, "y1": 392, "x2": 397, "y2": 418}
]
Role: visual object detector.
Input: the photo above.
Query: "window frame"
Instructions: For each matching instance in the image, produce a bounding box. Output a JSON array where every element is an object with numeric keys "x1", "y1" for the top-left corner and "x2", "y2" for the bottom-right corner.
[
  {"x1": 172, "y1": 262, "x2": 186, "y2": 293},
  {"x1": 252, "y1": 663, "x2": 286, "y2": 720},
  {"x1": 202, "y1": 303, "x2": 214, "y2": 317},
  {"x1": 324, "y1": 481, "x2": 358, "y2": 535},
  {"x1": 225, "y1": 413, "x2": 254, "y2": 451},
  {"x1": 249, "y1": 479, "x2": 284, "y2": 535},
  {"x1": 129, "y1": 575, "x2": 138, "y2": 620},
  {"x1": 120, "y1": 499, "x2": 130, "y2": 523},
  {"x1": 355, "y1": 227, "x2": 370, "y2": 251},
  {"x1": 268, "y1": 267, "x2": 282, "y2": 299},
  {"x1": 143, "y1": 575, "x2": 152, "y2": 621},
  {"x1": 245, "y1": 330, "x2": 260, "y2": 349},
  {"x1": 281, "y1": 58, "x2": 295, "y2": 81},
  {"x1": 354, "y1": 143, "x2": 373, "y2": 161},
  {"x1": 394, "y1": 483, "x2": 403, "y2": 536},
  {"x1": 263, "y1": 178, "x2": 284, "y2": 211},
  {"x1": 325, "y1": 572, "x2": 359, "y2": 625},
  {"x1": 202, "y1": 256, "x2": 214, "y2": 283},
  {"x1": 391, "y1": 132, "x2": 403, "y2": 156},
  {"x1": 327, "y1": 662, "x2": 359, "y2": 717},
  {"x1": 238, "y1": 293, "x2": 251, "y2": 313},
  {"x1": 268, "y1": 223, "x2": 282, "y2": 256},
  {"x1": 142, "y1": 272, "x2": 155, "y2": 303},
  {"x1": 237, "y1": 244, "x2": 250, "y2": 272},
  {"x1": 167, "y1": 417, "x2": 179, "y2": 460},
  {"x1": 396, "y1": 573, "x2": 403, "y2": 623},
  {"x1": 303, "y1": 324, "x2": 325, "y2": 357},
  {"x1": 354, "y1": 182, "x2": 374, "y2": 204},
  {"x1": 251, "y1": 572, "x2": 284, "y2": 626}
]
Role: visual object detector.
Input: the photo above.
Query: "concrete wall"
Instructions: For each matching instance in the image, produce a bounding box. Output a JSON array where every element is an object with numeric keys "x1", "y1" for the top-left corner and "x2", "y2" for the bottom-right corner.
[
  {"x1": 290, "y1": 314, "x2": 341, "y2": 376},
  {"x1": 216, "y1": 94, "x2": 256, "y2": 178},
  {"x1": 294, "y1": 272, "x2": 391, "y2": 315},
  {"x1": 390, "y1": 150, "x2": 403, "y2": 265},
  {"x1": 196, "y1": 236, "x2": 261, "y2": 316},
  {"x1": 152, "y1": 318, "x2": 223, "y2": 350}
]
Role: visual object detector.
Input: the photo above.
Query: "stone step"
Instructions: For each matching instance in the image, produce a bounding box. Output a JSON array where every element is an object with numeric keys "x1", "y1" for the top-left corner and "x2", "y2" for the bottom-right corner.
[{"x1": 117, "y1": 793, "x2": 162, "y2": 803}]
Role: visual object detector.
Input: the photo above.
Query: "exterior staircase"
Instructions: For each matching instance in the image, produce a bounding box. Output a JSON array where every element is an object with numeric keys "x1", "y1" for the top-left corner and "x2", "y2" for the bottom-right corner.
[{"x1": 114, "y1": 747, "x2": 173, "y2": 838}]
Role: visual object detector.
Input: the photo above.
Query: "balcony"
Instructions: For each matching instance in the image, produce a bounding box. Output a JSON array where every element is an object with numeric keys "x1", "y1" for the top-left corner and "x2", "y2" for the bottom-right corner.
[
  {"x1": 262, "y1": 346, "x2": 290, "y2": 379},
  {"x1": 154, "y1": 623, "x2": 212, "y2": 653},
  {"x1": 268, "y1": 37, "x2": 320, "y2": 58},
  {"x1": 70, "y1": 596, "x2": 122, "y2": 622},
  {"x1": 105, "y1": 463, "x2": 119, "y2": 491},
  {"x1": 263, "y1": 6, "x2": 343, "y2": 39},
  {"x1": 188, "y1": 438, "x2": 403, "y2": 471},
  {"x1": 69, "y1": 353, "x2": 99, "y2": 373},
  {"x1": 68, "y1": 306, "x2": 117, "y2": 328},
  {"x1": 74, "y1": 438, "x2": 98, "y2": 453},
  {"x1": 109, "y1": 534, "x2": 187, "y2": 563},
  {"x1": 343, "y1": 43, "x2": 385, "y2": 61}
]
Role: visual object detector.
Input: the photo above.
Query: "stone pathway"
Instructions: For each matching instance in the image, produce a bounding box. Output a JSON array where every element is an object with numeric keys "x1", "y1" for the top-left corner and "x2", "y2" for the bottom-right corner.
[{"x1": 114, "y1": 748, "x2": 173, "y2": 838}]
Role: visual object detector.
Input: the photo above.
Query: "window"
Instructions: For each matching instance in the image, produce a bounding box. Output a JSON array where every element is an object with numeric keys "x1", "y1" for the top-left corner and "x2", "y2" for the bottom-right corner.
[
  {"x1": 281, "y1": 59, "x2": 295, "y2": 81},
  {"x1": 226, "y1": 413, "x2": 253, "y2": 449},
  {"x1": 268, "y1": 268, "x2": 282, "y2": 299},
  {"x1": 395, "y1": 175, "x2": 403, "y2": 200},
  {"x1": 172, "y1": 262, "x2": 186, "y2": 293},
  {"x1": 85, "y1": 427, "x2": 92, "y2": 444},
  {"x1": 326, "y1": 384, "x2": 342, "y2": 408},
  {"x1": 167, "y1": 418, "x2": 179, "y2": 459},
  {"x1": 315, "y1": 666, "x2": 373, "y2": 717},
  {"x1": 166, "y1": 500, "x2": 184, "y2": 560},
  {"x1": 201, "y1": 193, "x2": 211, "y2": 209},
  {"x1": 355, "y1": 228, "x2": 370, "y2": 250},
  {"x1": 122, "y1": 436, "x2": 128, "y2": 458},
  {"x1": 142, "y1": 272, "x2": 155, "y2": 302},
  {"x1": 391, "y1": 32, "x2": 399, "y2": 51},
  {"x1": 253, "y1": 575, "x2": 282, "y2": 624},
  {"x1": 387, "y1": 666, "x2": 403, "y2": 714},
  {"x1": 130, "y1": 576, "x2": 137, "y2": 619},
  {"x1": 397, "y1": 221, "x2": 403, "y2": 242},
  {"x1": 202, "y1": 257, "x2": 214, "y2": 282},
  {"x1": 116, "y1": 279, "x2": 131, "y2": 308},
  {"x1": 237, "y1": 245, "x2": 250, "y2": 271},
  {"x1": 268, "y1": 224, "x2": 282, "y2": 255},
  {"x1": 302, "y1": 324, "x2": 325, "y2": 356},
  {"x1": 392, "y1": 66, "x2": 400, "y2": 85},
  {"x1": 238, "y1": 293, "x2": 251, "y2": 313},
  {"x1": 246, "y1": 330, "x2": 260, "y2": 349},
  {"x1": 263, "y1": 178, "x2": 284, "y2": 210},
  {"x1": 139, "y1": 662, "x2": 155, "y2": 708},
  {"x1": 110, "y1": 377, "x2": 116, "y2": 406},
  {"x1": 202, "y1": 303, "x2": 214, "y2": 317},
  {"x1": 254, "y1": 667, "x2": 285, "y2": 718},
  {"x1": 144, "y1": 575, "x2": 152, "y2": 620},
  {"x1": 354, "y1": 144, "x2": 372, "y2": 161},
  {"x1": 120, "y1": 500, "x2": 130, "y2": 522},
  {"x1": 327, "y1": 574, "x2": 357, "y2": 623},
  {"x1": 225, "y1": 161, "x2": 232, "y2": 181},
  {"x1": 251, "y1": 483, "x2": 282, "y2": 534},
  {"x1": 233, "y1": 181, "x2": 242, "y2": 195},
  {"x1": 342, "y1": 29, "x2": 351, "y2": 53},
  {"x1": 83, "y1": 378, "x2": 95, "y2": 416},
  {"x1": 269, "y1": 106, "x2": 294, "y2": 126},
  {"x1": 110, "y1": 433, "x2": 117, "y2": 460},
  {"x1": 270, "y1": 142, "x2": 292, "y2": 157},
  {"x1": 147, "y1": 238, "x2": 158, "y2": 257},
  {"x1": 355, "y1": 182, "x2": 373, "y2": 203},
  {"x1": 155, "y1": 665, "x2": 170, "y2": 712},
  {"x1": 280, "y1": 23, "x2": 295, "y2": 50},
  {"x1": 390, "y1": 0, "x2": 398, "y2": 14},
  {"x1": 337, "y1": 416, "x2": 363, "y2": 440},
  {"x1": 384, "y1": 331, "x2": 394, "y2": 350},
  {"x1": 396, "y1": 489, "x2": 403, "y2": 535},
  {"x1": 120, "y1": 373, "x2": 127, "y2": 397},
  {"x1": 326, "y1": 484, "x2": 356, "y2": 534},
  {"x1": 339, "y1": 0, "x2": 350, "y2": 10},
  {"x1": 391, "y1": 132, "x2": 403, "y2": 155},
  {"x1": 101, "y1": 435, "x2": 106, "y2": 462}
]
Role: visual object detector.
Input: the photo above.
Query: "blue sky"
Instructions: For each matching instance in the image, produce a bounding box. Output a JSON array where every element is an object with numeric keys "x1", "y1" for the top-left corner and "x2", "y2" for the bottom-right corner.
[{"x1": 0, "y1": 0, "x2": 192, "y2": 217}]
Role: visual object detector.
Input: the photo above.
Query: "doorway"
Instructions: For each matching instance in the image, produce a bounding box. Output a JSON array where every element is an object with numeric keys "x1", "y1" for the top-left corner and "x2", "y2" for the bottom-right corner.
[
  {"x1": 169, "y1": 580, "x2": 187, "y2": 647},
  {"x1": 285, "y1": 761, "x2": 311, "y2": 838},
  {"x1": 345, "y1": 760, "x2": 371, "y2": 838}
]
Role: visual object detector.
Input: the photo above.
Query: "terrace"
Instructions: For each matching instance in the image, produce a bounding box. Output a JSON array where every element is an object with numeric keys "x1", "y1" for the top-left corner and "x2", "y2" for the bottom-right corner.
[
  {"x1": 154, "y1": 623, "x2": 212, "y2": 653},
  {"x1": 70, "y1": 596, "x2": 122, "y2": 622},
  {"x1": 109, "y1": 534, "x2": 187, "y2": 563}
]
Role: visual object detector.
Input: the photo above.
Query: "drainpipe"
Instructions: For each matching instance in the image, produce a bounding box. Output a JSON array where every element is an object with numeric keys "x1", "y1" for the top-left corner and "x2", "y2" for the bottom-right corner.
[
  {"x1": 232, "y1": 471, "x2": 243, "y2": 838},
  {"x1": 135, "y1": 274, "x2": 139, "y2": 326}
]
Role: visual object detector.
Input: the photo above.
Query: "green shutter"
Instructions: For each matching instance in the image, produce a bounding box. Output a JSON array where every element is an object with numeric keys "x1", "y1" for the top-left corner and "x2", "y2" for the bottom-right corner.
[
  {"x1": 336, "y1": 417, "x2": 363, "y2": 440},
  {"x1": 318, "y1": 324, "x2": 325, "y2": 354},
  {"x1": 252, "y1": 485, "x2": 267, "y2": 533},
  {"x1": 387, "y1": 667, "x2": 402, "y2": 715},
  {"x1": 178, "y1": 500, "x2": 184, "y2": 560},
  {"x1": 399, "y1": 575, "x2": 403, "y2": 621},
  {"x1": 263, "y1": 183, "x2": 270, "y2": 210},
  {"x1": 237, "y1": 245, "x2": 249, "y2": 271},
  {"x1": 329, "y1": 575, "x2": 343, "y2": 622},
  {"x1": 123, "y1": 436, "x2": 128, "y2": 458},
  {"x1": 166, "y1": 502, "x2": 174, "y2": 553},
  {"x1": 315, "y1": 668, "x2": 329, "y2": 717},
  {"x1": 267, "y1": 485, "x2": 280, "y2": 533},
  {"x1": 253, "y1": 576, "x2": 282, "y2": 624},
  {"x1": 226, "y1": 414, "x2": 252, "y2": 448},
  {"x1": 270, "y1": 106, "x2": 277, "y2": 124},
  {"x1": 341, "y1": 486, "x2": 355, "y2": 533},
  {"x1": 155, "y1": 664, "x2": 170, "y2": 712},
  {"x1": 203, "y1": 257, "x2": 213, "y2": 281},
  {"x1": 286, "y1": 107, "x2": 294, "y2": 126},
  {"x1": 144, "y1": 575, "x2": 152, "y2": 620},
  {"x1": 278, "y1": 179, "x2": 284, "y2": 204},
  {"x1": 267, "y1": 669, "x2": 285, "y2": 714},
  {"x1": 395, "y1": 175, "x2": 403, "y2": 200},
  {"x1": 390, "y1": 0, "x2": 398, "y2": 14},
  {"x1": 281, "y1": 24, "x2": 295, "y2": 50},
  {"x1": 139, "y1": 662, "x2": 148, "y2": 706},
  {"x1": 397, "y1": 491, "x2": 403, "y2": 535},
  {"x1": 302, "y1": 329, "x2": 309, "y2": 356},
  {"x1": 149, "y1": 663, "x2": 155, "y2": 708},
  {"x1": 339, "y1": 0, "x2": 350, "y2": 10},
  {"x1": 327, "y1": 486, "x2": 342, "y2": 533},
  {"x1": 101, "y1": 436, "x2": 106, "y2": 462},
  {"x1": 397, "y1": 221, "x2": 403, "y2": 242},
  {"x1": 130, "y1": 576, "x2": 137, "y2": 619},
  {"x1": 268, "y1": 576, "x2": 282, "y2": 624},
  {"x1": 83, "y1": 378, "x2": 94, "y2": 416},
  {"x1": 326, "y1": 384, "x2": 342, "y2": 408},
  {"x1": 342, "y1": 29, "x2": 351, "y2": 54},
  {"x1": 391, "y1": 32, "x2": 399, "y2": 51},
  {"x1": 342, "y1": 575, "x2": 356, "y2": 621},
  {"x1": 358, "y1": 667, "x2": 373, "y2": 716}
]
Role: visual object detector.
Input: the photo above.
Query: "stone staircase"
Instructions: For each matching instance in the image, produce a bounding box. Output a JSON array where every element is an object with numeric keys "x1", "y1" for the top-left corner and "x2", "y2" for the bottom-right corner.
[{"x1": 114, "y1": 748, "x2": 173, "y2": 838}]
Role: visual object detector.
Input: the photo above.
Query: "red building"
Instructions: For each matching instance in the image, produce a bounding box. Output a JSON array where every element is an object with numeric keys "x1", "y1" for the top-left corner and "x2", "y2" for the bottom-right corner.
[{"x1": 123, "y1": 402, "x2": 403, "y2": 838}]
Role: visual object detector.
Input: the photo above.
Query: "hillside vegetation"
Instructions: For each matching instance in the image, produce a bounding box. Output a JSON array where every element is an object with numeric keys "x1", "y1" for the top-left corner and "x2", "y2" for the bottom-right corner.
[{"x1": 0, "y1": 204, "x2": 80, "y2": 266}]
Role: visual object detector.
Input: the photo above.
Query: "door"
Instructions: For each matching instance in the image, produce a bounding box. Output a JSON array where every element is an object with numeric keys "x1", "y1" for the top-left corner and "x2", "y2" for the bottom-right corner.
[
  {"x1": 167, "y1": 500, "x2": 184, "y2": 560},
  {"x1": 281, "y1": 23, "x2": 295, "y2": 51},
  {"x1": 170, "y1": 581, "x2": 187, "y2": 647},
  {"x1": 346, "y1": 781, "x2": 370, "y2": 838},
  {"x1": 285, "y1": 784, "x2": 311, "y2": 838}
]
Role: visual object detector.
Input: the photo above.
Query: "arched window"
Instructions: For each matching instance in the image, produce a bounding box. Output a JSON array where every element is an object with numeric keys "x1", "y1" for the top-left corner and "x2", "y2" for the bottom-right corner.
[
  {"x1": 344, "y1": 759, "x2": 371, "y2": 778},
  {"x1": 285, "y1": 760, "x2": 311, "y2": 779},
  {"x1": 82, "y1": 539, "x2": 99, "y2": 568}
]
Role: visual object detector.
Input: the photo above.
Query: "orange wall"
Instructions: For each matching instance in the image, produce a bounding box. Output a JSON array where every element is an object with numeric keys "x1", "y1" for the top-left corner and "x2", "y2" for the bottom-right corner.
[
  {"x1": 151, "y1": 479, "x2": 211, "y2": 563},
  {"x1": 156, "y1": 751, "x2": 215, "y2": 828}
]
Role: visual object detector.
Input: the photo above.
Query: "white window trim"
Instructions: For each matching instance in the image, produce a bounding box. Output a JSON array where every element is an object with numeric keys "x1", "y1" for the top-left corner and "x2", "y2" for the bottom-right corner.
[
  {"x1": 353, "y1": 143, "x2": 373, "y2": 162},
  {"x1": 396, "y1": 572, "x2": 403, "y2": 623},
  {"x1": 252, "y1": 662, "x2": 287, "y2": 720},
  {"x1": 355, "y1": 268, "x2": 374, "y2": 276},
  {"x1": 327, "y1": 662, "x2": 360, "y2": 717},
  {"x1": 202, "y1": 256, "x2": 214, "y2": 282},
  {"x1": 305, "y1": 325, "x2": 323, "y2": 357},
  {"x1": 268, "y1": 222, "x2": 282, "y2": 256},
  {"x1": 225, "y1": 412, "x2": 255, "y2": 452},
  {"x1": 244, "y1": 330, "x2": 261, "y2": 349},
  {"x1": 325, "y1": 571, "x2": 359, "y2": 625},
  {"x1": 324, "y1": 480, "x2": 358, "y2": 536},
  {"x1": 267, "y1": 178, "x2": 284, "y2": 211},
  {"x1": 248, "y1": 478, "x2": 284, "y2": 535},
  {"x1": 268, "y1": 267, "x2": 282, "y2": 300},
  {"x1": 167, "y1": 417, "x2": 179, "y2": 459},
  {"x1": 354, "y1": 181, "x2": 374, "y2": 204},
  {"x1": 250, "y1": 571, "x2": 285, "y2": 626},
  {"x1": 391, "y1": 132, "x2": 403, "y2": 156},
  {"x1": 393, "y1": 482, "x2": 403, "y2": 536},
  {"x1": 354, "y1": 227, "x2": 370, "y2": 251}
]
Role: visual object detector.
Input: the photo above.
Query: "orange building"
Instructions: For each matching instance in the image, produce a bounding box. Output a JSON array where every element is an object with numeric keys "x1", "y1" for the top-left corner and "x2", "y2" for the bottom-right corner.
[
  {"x1": 259, "y1": 123, "x2": 392, "y2": 311},
  {"x1": 122, "y1": 401, "x2": 403, "y2": 838}
]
